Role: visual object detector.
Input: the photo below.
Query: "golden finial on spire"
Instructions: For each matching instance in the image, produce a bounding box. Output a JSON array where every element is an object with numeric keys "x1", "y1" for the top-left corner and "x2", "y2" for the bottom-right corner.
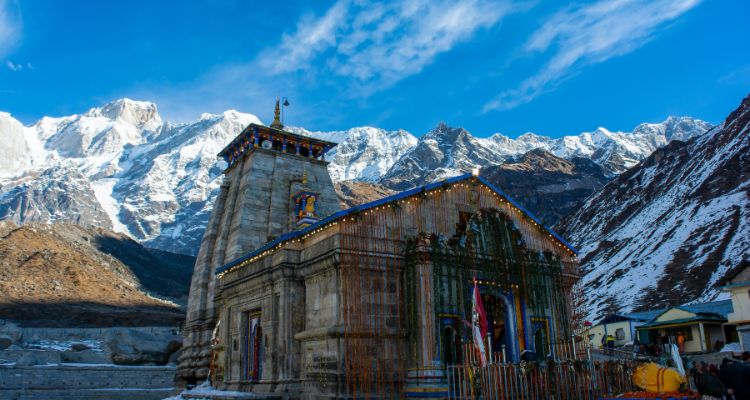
[{"x1": 270, "y1": 98, "x2": 283, "y2": 129}]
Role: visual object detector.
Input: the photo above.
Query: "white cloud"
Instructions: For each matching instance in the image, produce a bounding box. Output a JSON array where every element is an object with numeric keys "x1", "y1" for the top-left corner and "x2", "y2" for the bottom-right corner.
[
  {"x1": 483, "y1": 0, "x2": 701, "y2": 112},
  {"x1": 5, "y1": 60, "x2": 22, "y2": 71},
  {"x1": 141, "y1": 0, "x2": 518, "y2": 126},
  {"x1": 260, "y1": 0, "x2": 515, "y2": 88},
  {"x1": 0, "y1": 0, "x2": 21, "y2": 57}
]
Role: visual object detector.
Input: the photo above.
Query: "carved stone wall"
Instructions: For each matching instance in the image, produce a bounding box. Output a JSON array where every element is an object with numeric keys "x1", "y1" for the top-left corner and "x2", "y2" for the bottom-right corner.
[{"x1": 177, "y1": 148, "x2": 339, "y2": 385}]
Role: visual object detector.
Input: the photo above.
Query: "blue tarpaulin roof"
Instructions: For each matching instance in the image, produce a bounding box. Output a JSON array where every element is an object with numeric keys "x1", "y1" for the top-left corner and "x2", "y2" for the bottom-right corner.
[{"x1": 216, "y1": 173, "x2": 578, "y2": 275}]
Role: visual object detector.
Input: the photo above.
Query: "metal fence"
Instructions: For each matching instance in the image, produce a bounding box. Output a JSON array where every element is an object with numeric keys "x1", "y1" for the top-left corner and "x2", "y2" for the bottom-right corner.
[{"x1": 447, "y1": 360, "x2": 639, "y2": 400}]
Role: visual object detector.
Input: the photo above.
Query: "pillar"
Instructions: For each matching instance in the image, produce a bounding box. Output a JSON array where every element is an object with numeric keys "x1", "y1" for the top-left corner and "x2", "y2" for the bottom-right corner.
[{"x1": 404, "y1": 237, "x2": 449, "y2": 398}]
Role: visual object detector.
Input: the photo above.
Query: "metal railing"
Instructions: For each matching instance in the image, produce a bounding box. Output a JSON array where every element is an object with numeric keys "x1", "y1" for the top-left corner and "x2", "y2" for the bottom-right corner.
[{"x1": 446, "y1": 360, "x2": 639, "y2": 400}]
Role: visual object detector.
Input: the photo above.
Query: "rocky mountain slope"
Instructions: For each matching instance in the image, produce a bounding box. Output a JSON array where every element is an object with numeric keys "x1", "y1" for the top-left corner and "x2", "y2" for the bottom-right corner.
[
  {"x1": 558, "y1": 95, "x2": 750, "y2": 319},
  {"x1": 379, "y1": 118, "x2": 711, "y2": 190},
  {"x1": 481, "y1": 150, "x2": 610, "y2": 227},
  {"x1": 0, "y1": 221, "x2": 194, "y2": 327},
  {"x1": 0, "y1": 99, "x2": 710, "y2": 255},
  {"x1": 335, "y1": 181, "x2": 398, "y2": 209},
  {"x1": 0, "y1": 162, "x2": 112, "y2": 229}
]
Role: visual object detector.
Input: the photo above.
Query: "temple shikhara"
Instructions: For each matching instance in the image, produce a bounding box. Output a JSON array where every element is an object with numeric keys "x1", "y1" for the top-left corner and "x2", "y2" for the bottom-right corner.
[{"x1": 177, "y1": 101, "x2": 580, "y2": 398}]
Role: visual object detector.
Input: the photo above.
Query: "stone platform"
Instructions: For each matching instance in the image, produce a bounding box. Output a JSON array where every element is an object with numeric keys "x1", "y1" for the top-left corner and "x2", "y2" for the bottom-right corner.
[{"x1": 0, "y1": 363, "x2": 176, "y2": 400}]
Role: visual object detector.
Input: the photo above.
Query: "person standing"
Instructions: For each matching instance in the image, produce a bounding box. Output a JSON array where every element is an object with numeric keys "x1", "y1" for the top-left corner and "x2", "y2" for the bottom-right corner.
[
  {"x1": 697, "y1": 364, "x2": 727, "y2": 400},
  {"x1": 677, "y1": 332, "x2": 686, "y2": 354},
  {"x1": 606, "y1": 334, "x2": 615, "y2": 355},
  {"x1": 719, "y1": 358, "x2": 750, "y2": 400}
]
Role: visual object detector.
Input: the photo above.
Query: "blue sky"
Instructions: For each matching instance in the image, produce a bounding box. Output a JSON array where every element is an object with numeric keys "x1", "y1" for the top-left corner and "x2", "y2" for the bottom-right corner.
[{"x1": 1, "y1": 0, "x2": 748, "y2": 138}]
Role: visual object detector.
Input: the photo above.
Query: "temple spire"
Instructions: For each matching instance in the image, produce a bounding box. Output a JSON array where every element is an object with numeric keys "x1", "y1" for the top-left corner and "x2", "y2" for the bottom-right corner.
[{"x1": 270, "y1": 98, "x2": 283, "y2": 129}]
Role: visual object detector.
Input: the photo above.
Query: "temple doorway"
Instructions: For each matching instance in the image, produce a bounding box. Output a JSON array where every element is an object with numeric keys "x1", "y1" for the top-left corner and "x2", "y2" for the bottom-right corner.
[
  {"x1": 243, "y1": 312, "x2": 262, "y2": 381},
  {"x1": 532, "y1": 318, "x2": 551, "y2": 358},
  {"x1": 482, "y1": 291, "x2": 513, "y2": 363}
]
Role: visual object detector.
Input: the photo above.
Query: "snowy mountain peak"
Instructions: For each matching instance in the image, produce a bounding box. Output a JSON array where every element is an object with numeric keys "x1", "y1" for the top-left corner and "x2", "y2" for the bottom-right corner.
[
  {"x1": 0, "y1": 98, "x2": 719, "y2": 256},
  {"x1": 294, "y1": 125, "x2": 418, "y2": 182},
  {"x1": 94, "y1": 98, "x2": 162, "y2": 130},
  {"x1": 632, "y1": 115, "x2": 712, "y2": 142},
  {"x1": 425, "y1": 122, "x2": 468, "y2": 140}
]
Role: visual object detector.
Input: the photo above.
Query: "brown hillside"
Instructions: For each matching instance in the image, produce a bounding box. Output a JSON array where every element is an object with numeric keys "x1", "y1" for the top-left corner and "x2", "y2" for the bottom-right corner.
[{"x1": 0, "y1": 221, "x2": 194, "y2": 327}]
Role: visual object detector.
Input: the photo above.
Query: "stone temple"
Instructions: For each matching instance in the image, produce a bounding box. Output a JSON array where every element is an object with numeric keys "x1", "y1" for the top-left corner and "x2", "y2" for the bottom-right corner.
[{"x1": 178, "y1": 102, "x2": 580, "y2": 398}]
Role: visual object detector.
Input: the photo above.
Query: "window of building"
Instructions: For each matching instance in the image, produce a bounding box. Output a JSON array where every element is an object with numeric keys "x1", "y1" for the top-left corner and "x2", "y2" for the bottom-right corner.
[{"x1": 615, "y1": 328, "x2": 625, "y2": 340}]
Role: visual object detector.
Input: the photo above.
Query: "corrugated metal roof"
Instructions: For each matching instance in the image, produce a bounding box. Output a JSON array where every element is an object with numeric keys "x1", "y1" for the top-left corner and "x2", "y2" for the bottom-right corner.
[{"x1": 216, "y1": 173, "x2": 578, "y2": 275}]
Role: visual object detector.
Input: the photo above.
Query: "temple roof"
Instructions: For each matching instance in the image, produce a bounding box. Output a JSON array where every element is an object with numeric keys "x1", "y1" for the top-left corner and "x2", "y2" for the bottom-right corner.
[
  {"x1": 217, "y1": 123, "x2": 338, "y2": 168},
  {"x1": 216, "y1": 173, "x2": 579, "y2": 276}
]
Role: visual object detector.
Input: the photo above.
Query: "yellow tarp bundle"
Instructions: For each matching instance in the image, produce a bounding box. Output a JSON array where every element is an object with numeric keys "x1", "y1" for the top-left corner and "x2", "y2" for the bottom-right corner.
[{"x1": 632, "y1": 363, "x2": 686, "y2": 393}]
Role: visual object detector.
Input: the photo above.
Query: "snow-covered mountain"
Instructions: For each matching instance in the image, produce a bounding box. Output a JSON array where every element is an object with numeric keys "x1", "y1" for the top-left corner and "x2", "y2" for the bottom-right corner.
[
  {"x1": 481, "y1": 149, "x2": 610, "y2": 228},
  {"x1": 0, "y1": 98, "x2": 711, "y2": 255},
  {"x1": 380, "y1": 117, "x2": 711, "y2": 190},
  {"x1": 558, "y1": 95, "x2": 750, "y2": 320},
  {"x1": 290, "y1": 126, "x2": 417, "y2": 182},
  {"x1": 0, "y1": 161, "x2": 112, "y2": 229},
  {"x1": 379, "y1": 122, "x2": 510, "y2": 189}
]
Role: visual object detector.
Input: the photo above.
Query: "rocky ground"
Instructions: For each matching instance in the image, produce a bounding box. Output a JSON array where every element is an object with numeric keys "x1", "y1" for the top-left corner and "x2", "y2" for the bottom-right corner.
[{"x1": 0, "y1": 221, "x2": 194, "y2": 327}]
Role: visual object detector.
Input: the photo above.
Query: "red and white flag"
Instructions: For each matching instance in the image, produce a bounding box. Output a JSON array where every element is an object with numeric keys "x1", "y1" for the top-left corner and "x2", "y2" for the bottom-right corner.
[{"x1": 472, "y1": 279, "x2": 488, "y2": 366}]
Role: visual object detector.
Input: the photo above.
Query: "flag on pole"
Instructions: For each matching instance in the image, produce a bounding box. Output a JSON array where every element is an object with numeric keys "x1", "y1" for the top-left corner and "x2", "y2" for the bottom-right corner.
[{"x1": 472, "y1": 279, "x2": 488, "y2": 366}]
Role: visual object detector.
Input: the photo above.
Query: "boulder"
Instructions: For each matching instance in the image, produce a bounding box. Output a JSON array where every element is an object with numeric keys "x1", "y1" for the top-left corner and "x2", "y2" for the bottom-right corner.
[
  {"x1": 61, "y1": 349, "x2": 110, "y2": 364},
  {"x1": 16, "y1": 351, "x2": 61, "y2": 366},
  {"x1": 70, "y1": 343, "x2": 90, "y2": 352},
  {"x1": 0, "y1": 320, "x2": 22, "y2": 343},
  {"x1": 0, "y1": 335, "x2": 12, "y2": 350},
  {"x1": 167, "y1": 348, "x2": 182, "y2": 366},
  {"x1": 105, "y1": 328, "x2": 182, "y2": 365}
]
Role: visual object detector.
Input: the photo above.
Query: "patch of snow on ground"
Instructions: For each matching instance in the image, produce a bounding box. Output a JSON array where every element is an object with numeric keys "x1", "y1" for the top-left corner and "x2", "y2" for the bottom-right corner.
[
  {"x1": 24, "y1": 339, "x2": 104, "y2": 353},
  {"x1": 164, "y1": 380, "x2": 262, "y2": 399}
]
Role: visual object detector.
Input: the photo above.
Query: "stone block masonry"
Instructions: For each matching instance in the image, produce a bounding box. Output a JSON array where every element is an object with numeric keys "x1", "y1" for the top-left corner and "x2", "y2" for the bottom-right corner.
[{"x1": 178, "y1": 138, "x2": 340, "y2": 385}]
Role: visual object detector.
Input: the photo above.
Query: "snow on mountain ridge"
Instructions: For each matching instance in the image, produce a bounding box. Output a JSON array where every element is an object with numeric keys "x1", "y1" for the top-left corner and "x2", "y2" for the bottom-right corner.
[
  {"x1": 0, "y1": 99, "x2": 713, "y2": 255},
  {"x1": 289, "y1": 125, "x2": 418, "y2": 182},
  {"x1": 0, "y1": 111, "x2": 54, "y2": 180},
  {"x1": 557, "y1": 97, "x2": 749, "y2": 319},
  {"x1": 378, "y1": 116, "x2": 710, "y2": 190}
]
